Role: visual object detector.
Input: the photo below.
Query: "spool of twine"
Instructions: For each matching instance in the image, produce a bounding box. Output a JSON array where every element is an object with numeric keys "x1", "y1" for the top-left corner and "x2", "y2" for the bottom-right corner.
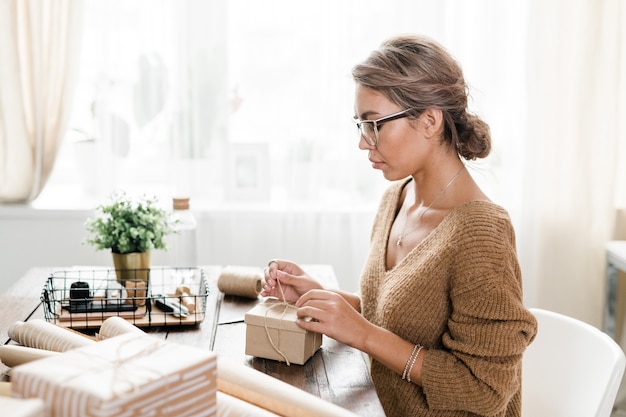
[{"x1": 218, "y1": 266, "x2": 263, "y2": 299}]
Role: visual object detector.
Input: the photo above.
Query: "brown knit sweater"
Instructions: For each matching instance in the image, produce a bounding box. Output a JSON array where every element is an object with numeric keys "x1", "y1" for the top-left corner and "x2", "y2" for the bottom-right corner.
[{"x1": 360, "y1": 179, "x2": 537, "y2": 417}]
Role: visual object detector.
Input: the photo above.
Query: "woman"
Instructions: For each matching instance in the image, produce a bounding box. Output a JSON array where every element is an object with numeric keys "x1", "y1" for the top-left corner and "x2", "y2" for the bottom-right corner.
[{"x1": 262, "y1": 34, "x2": 537, "y2": 417}]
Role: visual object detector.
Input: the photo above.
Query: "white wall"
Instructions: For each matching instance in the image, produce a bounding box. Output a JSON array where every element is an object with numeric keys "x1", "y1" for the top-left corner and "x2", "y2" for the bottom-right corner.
[{"x1": 0, "y1": 205, "x2": 375, "y2": 295}]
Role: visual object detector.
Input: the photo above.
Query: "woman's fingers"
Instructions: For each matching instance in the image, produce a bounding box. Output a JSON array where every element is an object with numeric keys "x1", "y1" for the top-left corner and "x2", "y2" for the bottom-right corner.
[
  {"x1": 262, "y1": 260, "x2": 324, "y2": 302},
  {"x1": 295, "y1": 289, "x2": 332, "y2": 306},
  {"x1": 294, "y1": 290, "x2": 369, "y2": 347},
  {"x1": 296, "y1": 291, "x2": 343, "y2": 324},
  {"x1": 263, "y1": 260, "x2": 284, "y2": 291}
]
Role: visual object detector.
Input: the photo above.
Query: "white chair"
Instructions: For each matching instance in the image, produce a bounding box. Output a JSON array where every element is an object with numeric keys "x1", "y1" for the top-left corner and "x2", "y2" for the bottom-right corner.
[{"x1": 522, "y1": 308, "x2": 626, "y2": 417}]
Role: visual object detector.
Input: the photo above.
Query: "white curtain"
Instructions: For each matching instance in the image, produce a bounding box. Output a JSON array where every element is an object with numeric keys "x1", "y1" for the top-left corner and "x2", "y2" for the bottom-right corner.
[
  {"x1": 519, "y1": 0, "x2": 626, "y2": 326},
  {"x1": 35, "y1": 0, "x2": 528, "y2": 210},
  {"x1": 0, "y1": 0, "x2": 83, "y2": 203}
]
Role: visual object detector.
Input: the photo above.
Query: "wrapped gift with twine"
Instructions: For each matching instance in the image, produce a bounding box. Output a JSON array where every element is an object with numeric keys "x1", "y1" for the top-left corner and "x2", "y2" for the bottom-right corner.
[
  {"x1": 244, "y1": 299, "x2": 322, "y2": 365},
  {"x1": 11, "y1": 333, "x2": 217, "y2": 417}
]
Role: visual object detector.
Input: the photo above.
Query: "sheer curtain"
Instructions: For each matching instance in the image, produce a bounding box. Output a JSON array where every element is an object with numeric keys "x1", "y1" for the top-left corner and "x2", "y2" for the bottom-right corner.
[
  {"x1": 0, "y1": 0, "x2": 83, "y2": 203},
  {"x1": 38, "y1": 0, "x2": 527, "y2": 210},
  {"x1": 25, "y1": 0, "x2": 530, "y2": 293},
  {"x1": 519, "y1": 0, "x2": 626, "y2": 326}
]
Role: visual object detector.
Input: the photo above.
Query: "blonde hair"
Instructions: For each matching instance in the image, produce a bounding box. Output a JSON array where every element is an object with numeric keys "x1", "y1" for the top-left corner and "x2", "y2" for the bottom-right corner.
[{"x1": 352, "y1": 35, "x2": 491, "y2": 160}]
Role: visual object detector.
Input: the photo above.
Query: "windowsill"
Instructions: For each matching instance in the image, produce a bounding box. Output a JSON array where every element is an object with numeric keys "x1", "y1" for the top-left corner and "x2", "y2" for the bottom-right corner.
[{"x1": 0, "y1": 184, "x2": 380, "y2": 218}]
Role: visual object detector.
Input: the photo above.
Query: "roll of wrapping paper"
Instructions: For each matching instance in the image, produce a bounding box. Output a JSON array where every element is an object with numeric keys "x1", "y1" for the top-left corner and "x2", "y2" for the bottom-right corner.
[
  {"x1": 218, "y1": 266, "x2": 263, "y2": 299},
  {"x1": 217, "y1": 357, "x2": 360, "y2": 417},
  {"x1": 217, "y1": 392, "x2": 281, "y2": 417},
  {"x1": 96, "y1": 316, "x2": 146, "y2": 340},
  {"x1": 0, "y1": 345, "x2": 60, "y2": 368},
  {"x1": 2, "y1": 316, "x2": 143, "y2": 366},
  {"x1": 8, "y1": 320, "x2": 95, "y2": 352}
]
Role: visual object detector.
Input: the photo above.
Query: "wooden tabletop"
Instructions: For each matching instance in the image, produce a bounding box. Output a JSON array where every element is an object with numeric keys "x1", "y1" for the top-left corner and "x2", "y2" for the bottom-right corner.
[{"x1": 0, "y1": 266, "x2": 384, "y2": 416}]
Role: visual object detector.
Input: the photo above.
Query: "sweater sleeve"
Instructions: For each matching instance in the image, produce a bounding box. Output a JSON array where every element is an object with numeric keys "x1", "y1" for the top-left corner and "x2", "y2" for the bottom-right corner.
[{"x1": 421, "y1": 208, "x2": 537, "y2": 416}]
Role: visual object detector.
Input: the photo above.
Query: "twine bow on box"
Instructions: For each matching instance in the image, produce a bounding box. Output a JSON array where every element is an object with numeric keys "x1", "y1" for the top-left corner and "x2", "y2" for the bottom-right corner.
[{"x1": 262, "y1": 296, "x2": 296, "y2": 366}]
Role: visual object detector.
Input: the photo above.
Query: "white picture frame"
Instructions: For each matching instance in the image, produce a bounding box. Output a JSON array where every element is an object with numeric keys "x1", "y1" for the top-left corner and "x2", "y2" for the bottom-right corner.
[{"x1": 224, "y1": 142, "x2": 270, "y2": 202}]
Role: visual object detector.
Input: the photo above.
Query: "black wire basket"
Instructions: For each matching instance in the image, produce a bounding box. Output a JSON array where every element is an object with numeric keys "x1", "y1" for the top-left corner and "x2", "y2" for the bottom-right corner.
[{"x1": 41, "y1": 267, "x2": 209, "y2": 330}]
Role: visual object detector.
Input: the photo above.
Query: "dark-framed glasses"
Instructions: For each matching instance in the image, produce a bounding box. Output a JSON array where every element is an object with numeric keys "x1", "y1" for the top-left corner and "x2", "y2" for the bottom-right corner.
[{"x1": 353, "y1": 108, "x2": 416, "y2": 146}]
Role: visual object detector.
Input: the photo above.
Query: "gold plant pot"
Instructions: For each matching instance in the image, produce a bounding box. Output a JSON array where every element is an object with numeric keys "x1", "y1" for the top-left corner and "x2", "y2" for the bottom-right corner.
[{"x1": 112, "y1": 251, "x2": 151, "y2": 283}]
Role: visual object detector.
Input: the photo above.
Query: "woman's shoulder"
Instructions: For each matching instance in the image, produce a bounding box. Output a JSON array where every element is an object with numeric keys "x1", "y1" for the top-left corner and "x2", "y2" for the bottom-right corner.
[
  {"x1": 454, "y1": 199, "x2": 510, "y2": 217},
  {"x1": 447, "y1": 200, "x2": 515, "y2": 236}
]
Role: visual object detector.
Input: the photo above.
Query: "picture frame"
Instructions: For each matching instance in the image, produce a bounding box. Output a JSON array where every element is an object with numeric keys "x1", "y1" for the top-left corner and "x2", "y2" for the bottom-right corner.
[{"x1": 224, "y1": 142, "x2": 270, "y2": 202}]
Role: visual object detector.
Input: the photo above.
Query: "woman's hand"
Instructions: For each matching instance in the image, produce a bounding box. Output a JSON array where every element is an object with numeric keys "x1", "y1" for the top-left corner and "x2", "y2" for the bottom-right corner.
[
  {"x1": 261, "y1": 259, "x2": 323, "y2": 303},
  {"x1": 294, "y1": 289, "x2": 371, "y2": 349}
]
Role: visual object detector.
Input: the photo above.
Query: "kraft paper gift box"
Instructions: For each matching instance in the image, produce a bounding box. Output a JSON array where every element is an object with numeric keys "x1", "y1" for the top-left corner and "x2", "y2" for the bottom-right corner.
[
  {"x1": 245, "y1": 299, "x2": 322, "y2": 365},
  {"x1": 11, "y1": 333, "x2": 217, "y2": 417}
]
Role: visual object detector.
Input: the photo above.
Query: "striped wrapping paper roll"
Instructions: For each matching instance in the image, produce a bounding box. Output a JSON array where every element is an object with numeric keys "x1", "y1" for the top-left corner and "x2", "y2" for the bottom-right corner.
[
  {"x1": 8, "y1": 319, "x2": 95, "y2": 352},
  {"x1": 96, "y1": 316, "x2": 145, "y2": 340}
]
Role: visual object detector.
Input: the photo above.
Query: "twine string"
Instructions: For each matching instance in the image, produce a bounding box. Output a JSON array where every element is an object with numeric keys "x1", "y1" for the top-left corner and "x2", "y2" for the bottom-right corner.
[
  {"x1": 55, "y1": 336, "x2": 164, "y2": 397},
  {"x1": 263, "y1": 278, "x2": 293, "y2": 366}
]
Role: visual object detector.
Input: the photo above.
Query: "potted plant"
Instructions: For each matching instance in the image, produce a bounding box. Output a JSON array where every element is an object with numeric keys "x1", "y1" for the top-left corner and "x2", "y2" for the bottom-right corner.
[{"x1": 84, "y1": 191, "x2": 175, "y2": 282}]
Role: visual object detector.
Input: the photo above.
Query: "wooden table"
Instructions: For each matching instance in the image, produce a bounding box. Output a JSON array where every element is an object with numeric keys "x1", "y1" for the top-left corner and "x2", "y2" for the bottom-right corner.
[{"x1": 0, "y1": 266, "x2": 384, "y2": 416}]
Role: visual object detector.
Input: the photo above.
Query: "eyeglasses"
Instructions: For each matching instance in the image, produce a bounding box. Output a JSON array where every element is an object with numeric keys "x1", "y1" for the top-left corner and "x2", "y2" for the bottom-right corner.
[{"x1": 353, "y1": 108, "x2": 416, "y2": 147}]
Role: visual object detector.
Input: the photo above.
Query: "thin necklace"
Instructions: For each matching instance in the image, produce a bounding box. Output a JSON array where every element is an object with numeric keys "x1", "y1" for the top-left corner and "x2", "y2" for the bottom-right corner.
[{"x1": 396, "y1": 164, "x2": 465, "y2": 247}]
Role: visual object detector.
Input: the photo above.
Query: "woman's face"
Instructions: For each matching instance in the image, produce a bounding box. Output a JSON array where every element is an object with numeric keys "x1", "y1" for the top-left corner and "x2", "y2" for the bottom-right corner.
[{"x1": 354, "y1": 84, "x2": 429, "y2": 181}]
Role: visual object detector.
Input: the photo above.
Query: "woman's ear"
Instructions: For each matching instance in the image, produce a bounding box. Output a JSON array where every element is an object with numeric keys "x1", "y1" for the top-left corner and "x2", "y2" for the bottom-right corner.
[{"x1": 420, "y1": 108, "x2": 444, "y2": 139}]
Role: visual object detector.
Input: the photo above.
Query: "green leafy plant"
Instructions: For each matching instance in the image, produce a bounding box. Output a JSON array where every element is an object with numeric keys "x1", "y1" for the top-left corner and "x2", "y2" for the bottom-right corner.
[{"x1": 84, "y1": 192, "x2": 175, "y2": 254}]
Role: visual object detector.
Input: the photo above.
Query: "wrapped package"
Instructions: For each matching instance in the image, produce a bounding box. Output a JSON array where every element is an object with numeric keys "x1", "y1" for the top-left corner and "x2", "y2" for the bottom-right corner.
[
  {"x1": 11, "y1": 333, "x2": 217, "y2": 417},
  {"x1": 244, "y1": 299, "x2": 322, "y2": 365}
]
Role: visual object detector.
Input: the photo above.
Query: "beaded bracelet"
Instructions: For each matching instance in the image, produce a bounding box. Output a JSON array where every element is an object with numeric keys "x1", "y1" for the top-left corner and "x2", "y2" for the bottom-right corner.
[
  {"x1": 406, "y1": 345, "x2": 424, "y2": 382},
  {"x1": 401, "y1": 344, "x2": 419, "y2": 380},
  {"x1": 402, "y1": 344, "x2": 423, "y2": 382}
]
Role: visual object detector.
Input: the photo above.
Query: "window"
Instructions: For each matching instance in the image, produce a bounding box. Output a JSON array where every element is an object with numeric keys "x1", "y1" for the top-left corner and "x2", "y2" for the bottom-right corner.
[{"x1": 42, "y1": 0, "x2": 527, "y2": 214}]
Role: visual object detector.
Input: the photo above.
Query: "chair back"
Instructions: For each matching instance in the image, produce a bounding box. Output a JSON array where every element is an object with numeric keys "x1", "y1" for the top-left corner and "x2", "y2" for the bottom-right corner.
[{"x1": 522, "y1": 308, "x2": 626, "y2": 417}]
